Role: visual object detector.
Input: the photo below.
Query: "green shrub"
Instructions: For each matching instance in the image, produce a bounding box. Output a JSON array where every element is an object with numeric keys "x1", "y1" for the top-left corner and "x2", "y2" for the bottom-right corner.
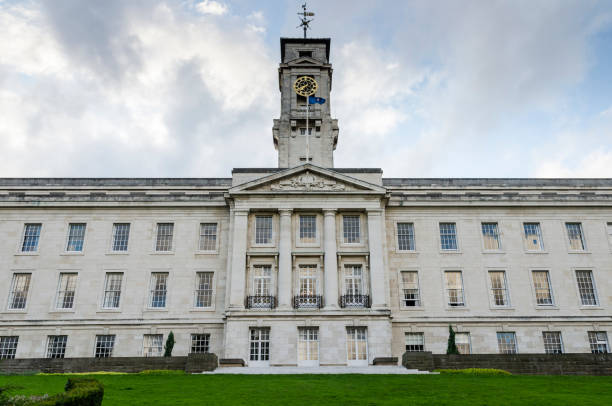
[
  {"x1": 138, "y1": 370, "x2": 185, "y2": 375},
  {"x1": 164, "y1": 332, "x2": 175, "y2": 357},
  {"x1": 6, "y1": 378, "x2": 104, "y2": 406},
  {"x1": 435, "y1": 368, "x2": 512, "y2": 375}
]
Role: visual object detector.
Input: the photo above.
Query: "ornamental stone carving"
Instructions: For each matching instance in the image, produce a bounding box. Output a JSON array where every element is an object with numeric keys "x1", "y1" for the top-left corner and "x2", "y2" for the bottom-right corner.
[{"x1": 269, "y1": 171, "x2": 348, "y2": 191}]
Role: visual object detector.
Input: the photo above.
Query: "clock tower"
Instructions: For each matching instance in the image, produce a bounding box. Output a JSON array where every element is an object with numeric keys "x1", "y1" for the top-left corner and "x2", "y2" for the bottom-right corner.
[{"x1": 273, "y1": 38, "x2": 339, "y2": 168}]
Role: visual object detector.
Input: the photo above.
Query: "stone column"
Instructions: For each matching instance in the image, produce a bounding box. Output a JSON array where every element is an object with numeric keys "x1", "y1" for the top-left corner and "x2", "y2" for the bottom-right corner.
[
  {"x1": 367, "y1": 209, "x2": 387, "y2": 309},
  {"x1": 229, "y1": 210, "x2": 249, "y2": 309},
  {"x1": 277, "y1": 209, "x2": 293, "y2": 309},
  {"x1": 323, "y1": 209, "x2": 339, "y2": 309}
]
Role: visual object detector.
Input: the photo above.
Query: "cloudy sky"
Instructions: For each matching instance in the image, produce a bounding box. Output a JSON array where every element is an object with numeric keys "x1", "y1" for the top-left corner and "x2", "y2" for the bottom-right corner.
[{"x1": 1, "y1": 0, "x2": 612, "y2": 178}]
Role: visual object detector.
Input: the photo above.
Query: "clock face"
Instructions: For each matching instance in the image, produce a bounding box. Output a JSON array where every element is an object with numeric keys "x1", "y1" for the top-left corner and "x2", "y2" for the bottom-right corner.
[{"x1": 293, "y1": 76, "x2": 318, "y2": 97}]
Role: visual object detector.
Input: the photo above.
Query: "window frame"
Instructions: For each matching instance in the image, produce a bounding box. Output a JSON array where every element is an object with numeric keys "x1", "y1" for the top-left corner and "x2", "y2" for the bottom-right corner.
[
  {"x1": 496, "y1": 331, "x2": 518, "y2": 354},
  {"x1": 109, "y1": 222, "x2": 131, "y2": 254},
  {"x1": 252, "y1": 213, "x2": 276, "y2": 247},
  {"x1": 395, "y1": 222, "x2": 416, "y2": 252},
  {"x1": 190, "y1": 333, "x2": 211, "y2": 354},
  {"x1": 0, "y1": 336, "x2": 19, "y2": 359},
  {"x1": 346, "y1": 326, "x2": 368, "y2": 365},
  {"x1": 295, "y1": 213, "x2": 321, "y2": 247},
  {"x1": 100, "y1": 271, "x2": 125, "y2": 311},
  {"x1": 522, "y1": 221, "x2": 546, "y2": 253},
  {"x1": 6, "y1": 271, "x2": 33, "y2": 312},
  {"x1": 486, "y1": 269, "x2": 511, "y2": 309},
  {"x1": 530, "y1": 269, "x2": 555, "y2": 307},
  {"x1": 438, "y1": 222, "x2": 460, "y2": 252},
  {"x1": 54, "y1": 272, "x2": 79, "y2": 311},
  {"x1": 18, "y1": 223, "x2": 43, "y2": 255},
  {"x1": 63, "y1": 222, "x2": 87, "y2": 254},
  {"x1": 193, "y1": 270, "x2": 215, "y2": 310},
  {"x1": 398, "y1": 270, "x2": 422, "y2": 309},
  {"x1": 143, "y1": 334, "x2": 164, "y2": 357},
  {"x1": 153, "y1": 222, "x2": 175, "y2": 254},
  {"x1": 249, "y1": 327, "x2": 271, "y2": 366},
  {"x1": 196, "y1": 222, "x2": 220, "y2": 254},
  {"x1": 455, "y1": 332, "x2": 471, "y2": 354},
  {"x1": 341, "y1": 213, "x2": 364, "y2": 246},
  {"x1": 404, "y1": 332, "x2": 425, "y2": 353},
  {"x1": 443, "y1": 270, "x2": 466, "y2": 308},
  {"x1": 297, "y1": 327, "x2": 320, "y2": 366},
  {"x1": 46, "y1": 335, "x2": 68, "y2": 359},
  {"x1": 572, "y1": 269, "x2": 600, "y2": 307},
  {"x1": 94, "y1": 334, "x2": 116, "y2": 358},
  {"x1": 565, "y1": 222, "x2": 588, "y2": 252},
  {"x1": 480, "y1": 221, "x2": 503, "y2": 252},
  {"x1": 606, "y1": 222, "x2": 612, "y2": 252},
  {"x1": 542, "y1": 331, "x2": 564, "y2": 354},
  {"x1": 588, "y1": 331, "x2": 610, "y2": 354},
  {"x1": 147, "y1": 271, "x2": 171, "y2": 310}
]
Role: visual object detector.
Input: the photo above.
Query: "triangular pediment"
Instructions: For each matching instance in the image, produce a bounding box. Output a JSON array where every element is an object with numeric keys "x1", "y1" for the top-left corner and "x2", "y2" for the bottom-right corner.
[
  {"x1": 230, "y1": 164, "x2": 386, "y2": 195},
  {"x1": 286, "y1": 57, "x2": 325, "y2": 67}
]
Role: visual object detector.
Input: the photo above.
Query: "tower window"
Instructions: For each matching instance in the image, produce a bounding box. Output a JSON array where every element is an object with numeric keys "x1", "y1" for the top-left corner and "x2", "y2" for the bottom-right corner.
[{"x1": 298, "y1": 50, "x2": 313, "y2": 58}]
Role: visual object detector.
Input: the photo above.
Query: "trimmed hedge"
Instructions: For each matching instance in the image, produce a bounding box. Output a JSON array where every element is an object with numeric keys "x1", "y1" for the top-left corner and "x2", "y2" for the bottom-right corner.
[
  {"x1": 435, "y1": 368, "x2": 512, "y2": 375},
  {"x1": 3, "y1": 378, "x2": 104, "y2": 406}
]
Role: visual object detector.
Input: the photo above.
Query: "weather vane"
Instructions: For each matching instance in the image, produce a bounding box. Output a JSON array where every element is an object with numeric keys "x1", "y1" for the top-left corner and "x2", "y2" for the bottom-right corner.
[{"x1": 297, "y1": 2, "x2": 315, "y2": 39}]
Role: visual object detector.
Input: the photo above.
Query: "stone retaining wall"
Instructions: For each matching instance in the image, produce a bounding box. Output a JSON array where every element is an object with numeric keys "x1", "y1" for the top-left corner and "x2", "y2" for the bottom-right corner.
[
  {"x1": 0, "y1": 353, "x2": 218, "y2": 374},
  {"x1": 402, "y1": 352, "x2": 612, "y2": 375}
]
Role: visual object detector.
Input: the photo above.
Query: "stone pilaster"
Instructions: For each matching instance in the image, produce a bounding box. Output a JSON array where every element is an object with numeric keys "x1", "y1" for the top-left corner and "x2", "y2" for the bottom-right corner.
[
  {"x1": 277, "y1": 209, "x2": 293, "y2": 309},
  {"x1": 367, "y1": 209, "x2": 387, "y2": 309},
  {"x1": 229, "y1": 210, "x2": 249, "y2": 309},
  {"x1": 323, "y1": 209, "x2": 338, "y2": 309}
]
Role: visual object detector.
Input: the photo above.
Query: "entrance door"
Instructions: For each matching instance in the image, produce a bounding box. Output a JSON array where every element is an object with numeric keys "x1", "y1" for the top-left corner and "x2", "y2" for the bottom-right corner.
[
  {"x1": 298, "y1": 328, "x2": 319, "y2": 367},
  {"x1": 346, "y1": 327, "x2": 368, "y2": 366},
  {"x1": 249, "y1": 328, "x2": 270, "y2": 367}
]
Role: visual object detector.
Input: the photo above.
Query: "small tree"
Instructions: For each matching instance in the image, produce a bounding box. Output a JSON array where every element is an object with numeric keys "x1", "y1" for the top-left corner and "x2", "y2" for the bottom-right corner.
[
  {"x1": 446, "y1": 325, "x2": 459, "y2": 355},
  {"x1": 164, "y1": 331, "x2": 175, "y2": 357}
]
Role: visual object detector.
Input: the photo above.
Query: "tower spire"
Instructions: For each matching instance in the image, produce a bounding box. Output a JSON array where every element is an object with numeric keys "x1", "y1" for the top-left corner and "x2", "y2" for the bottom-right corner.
[{"x1": 297, "y1": 3, "x2": 315, "y2": 39}]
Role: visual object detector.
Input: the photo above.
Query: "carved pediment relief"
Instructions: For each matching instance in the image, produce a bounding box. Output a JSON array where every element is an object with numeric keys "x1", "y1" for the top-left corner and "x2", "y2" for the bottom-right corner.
[{"x1": 256, "y1": 171, "x2": 357, "y2": 192}]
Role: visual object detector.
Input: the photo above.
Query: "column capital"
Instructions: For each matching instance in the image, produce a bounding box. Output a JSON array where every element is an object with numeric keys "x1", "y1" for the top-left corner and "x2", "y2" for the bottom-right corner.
[
  {"x1": 279, "y1": 208, "x2": 293, "y2": 216},
  {"x1": 323, "y1": 209, "x2": 337, "y2": 216}
]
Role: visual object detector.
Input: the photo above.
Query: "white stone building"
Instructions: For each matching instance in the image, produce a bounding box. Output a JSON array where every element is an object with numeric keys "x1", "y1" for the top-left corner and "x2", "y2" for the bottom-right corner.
[{"x1": 1, "y1": 37, "x2": 611, "y2": 366}]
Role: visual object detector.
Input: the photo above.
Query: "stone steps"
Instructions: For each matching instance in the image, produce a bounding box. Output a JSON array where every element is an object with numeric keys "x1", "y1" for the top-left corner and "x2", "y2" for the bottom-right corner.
[{"x1": 201, "y1": 366, "x2": 433, "y2": 374}]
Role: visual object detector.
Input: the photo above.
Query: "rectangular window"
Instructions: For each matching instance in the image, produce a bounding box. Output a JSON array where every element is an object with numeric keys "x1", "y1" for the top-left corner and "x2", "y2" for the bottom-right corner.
[
  {"x1": 532, "y1": 270, "x2": 553, "y2": 305},
  {"x1": 344, "y1": 265, "x2": 363, "y2": 296},
  {"x1": 400, "y1": 271, "x2": 420, "y2": 307},
  {"x1": 94, "y1": 335, "x2": 115, "y2": 358},
  {"x1": 542, "y1": 331, "x2": 563, "y2": 354},
  {"x1": 191, "y1": 334, "x2": 210, "y2": 354},
  {"x1": 298, "y1": 50, "x2": 313, "y2": 58},
  {"x1": 299, "y1": 215, "x2": 317, "y2": 243},
  {"x1": 149, "y1": 272, "x2": 169, "y2": 308},
  {"x1": 155, "y1": 223, "x2": 174, "y2": 252},
  {"x1": 456, "y1": 333, "x2": 471, "y2": 354},
  {"x1": 199, "y1": 223, "x2": 217, "y2": 251},
  {"x1": 255, "y1": 215, "x2": 273, "y2": 244},
  {"x1": 481, "y1": 222, "x2": 501, "y2": 250},
  {"x1": 111, "y1": 223, "x2": 130, "y2": 252},
  {"x1": 444, "y1": 271, "x2": 465, "y2": 307},
  {"x1": 249, "y1": 328, "x2": 270, "y2": 361},
  {"x1": 607, "y1": 222, "x2": 612, "y2": 249},
  {"x1": 588, "y1": 331, "x2": 609, "y2": 354},
  {"x1": 21, "y1": 223, "x2": 42, "y2": 252},
  {"x1": 397, "y1": 223, "x2": 415, "y2": 251},
  {"x1": 566, "y1": 222, "x2": 586, "y2": 250},
  {"x1": 576, "y1": 270, "x2": 598, "y2": 306},
  {"x1": 439, "y1": 222, "x2": 457, "y2": 251},
  {"x1": 143, "y1": 334, "x2": 163, "y2": 357},
  {"x1": 102, "y1": 273, "x2": 123, "y2": 309},
  {"x1": 497, "y1": 332, "x2": 518, "y2": 354},
  {"x1": 405, "y1": 332, "x2": 424, "y2": 352},
  {"x1": 489, "y1": 271, "x2": 509, "y2": 307},
  {"x1": 0, "y1": 336, "x2": 19, "y2": 359},
  {"x1": 66, "y1": 223, "x2": 86, "y2": 252},
  {"x1": 299, "y1": 127, "x2": 313, "y2": 135},
  {"x1": 298, "y1": 265, "x2": 318, "y2": 297},
  {"x1": 8, "y1": 273, "x2": 31, "y2": 310},
  {"x1": 195, "y1": 272, "x2": 214, "y2": 308},
  {"x1": 56, "y1": 273, "x2": 77, "y2": 309},
  {"x1": 253, "y1": 265, "x2": 272, "y2": 296},
  {"x1": 46, "y1": 335, "x2": 67, "y2": 359},
  {"x1": 523, "y1": 222, "x2": 544, "y2": 251},
  {"x1": 298, "y1": 327, "x2": 319, "y2": 362},
  {"x1": 343, "y1": 215, "x2": 361, "y2": 244},
  {"x1": 347, "y1": 327, "x2": 368, "y2": 361}
]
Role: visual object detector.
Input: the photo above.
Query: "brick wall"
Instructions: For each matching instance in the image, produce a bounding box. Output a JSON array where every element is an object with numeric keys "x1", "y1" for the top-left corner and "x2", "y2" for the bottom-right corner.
[
  {"x1": 0, "y1": 353, "x2": 218, "y2": 374},
  {"x1": 402, "y1": 352, "x2": 612, "y2": 375}
]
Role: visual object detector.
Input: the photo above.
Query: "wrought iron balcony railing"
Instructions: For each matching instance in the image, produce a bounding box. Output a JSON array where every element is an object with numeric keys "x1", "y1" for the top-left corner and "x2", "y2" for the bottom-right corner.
[
  {"x1": 245, "y1": 295, "x2": 277, "y2": 309},
  {"x1": 339, "y1": 294, "x2": 371, "y2": 308},
  {"x1": 293, "y1": 295, "x2": 323, "y2": 309}
]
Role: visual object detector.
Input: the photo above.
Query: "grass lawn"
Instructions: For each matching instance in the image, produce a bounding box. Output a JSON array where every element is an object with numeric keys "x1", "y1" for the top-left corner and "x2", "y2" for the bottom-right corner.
[{"x1": 1, "y1": 373, "x2": 612, "y2": 405}]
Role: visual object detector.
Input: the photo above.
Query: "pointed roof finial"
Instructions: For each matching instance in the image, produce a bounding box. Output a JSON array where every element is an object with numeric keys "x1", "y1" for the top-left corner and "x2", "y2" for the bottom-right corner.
[{"x1": 297, "y1": 2, "x2": 315, "y2": 39}]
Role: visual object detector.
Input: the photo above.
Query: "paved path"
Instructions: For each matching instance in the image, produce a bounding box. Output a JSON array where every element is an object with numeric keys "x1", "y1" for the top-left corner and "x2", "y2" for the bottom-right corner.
[{"x1": 202, "y1": 366, "x2": 433, "y2": 374}]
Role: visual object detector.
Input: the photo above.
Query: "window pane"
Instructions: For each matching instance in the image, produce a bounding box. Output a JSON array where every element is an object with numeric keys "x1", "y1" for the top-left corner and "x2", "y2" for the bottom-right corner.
[
  {"x1": 149, "y1": 273, "x2": 168, "y2": 308},
  {"x1": 439, "y1": 223, "x2": 457, "y2": 250},
  {"x1": 298, "y1": 328, "x2": 319, "y2": 361},
  {"x1": 66, "y1": 223, "x2": 86, "y2": 252},
  {"x1": 143, "y1": 334, "x2": 163, "y2": 357},
  {"x1": 21, "y1": 224, "x2": 41, "y2": 252},
  {"x1": 576, "y1": 270, "x2": 598, "y2": 306},
  {"x1": 400, "y1": 271, "x2": 420, "y2": 307},
  {"x1": 445, "y1": 271, "x2": 464, "y2": 306},
  {"x1": 343, "y1": 215, "x2": 361, "y2": 243},
  {"x1": 255, "y1": 216, "x2": 273, "y2": 244},
  {"x1": 344, "y1": 265, "x2": 363, "y2": 296},
  {"x1": 94, "y1": 335, "x2": 115, "y2": 358},
  {"x1": 299, "y1": 215, "x2": 317, "y2": 243},
  {"x1": 199, "y1": 223, "x2": 217, "y2": 251},
  {"x1": 482, "y1": 222, "x2": 501, "y2": 250},
  {"x1": 347, "y1": 327, "x2": 368, "y2": 360},
  {"x1": 46, "y1": 335, "x2": 67, "y2": 359},
  {"x1": 8, "y1": 273, "x2": 31, "y2": 310},
  {"x1": 489, "y1": 271, "x2": 509, "y2": 307},
  {"x1": 112, "y1": 223, "x2": 130, "y2": 251},
  {"x1": 249, "y1": 328, "x2": 270, "y2": 361},
  {"x1": 532, "y1": 271, "x2": 553, "y2": 305},
  {"x1": 103, "y1": 273, "x2": 123, "y2": 309},
  {"x1": 397, "y1": 223, "x2": 415, "y2": 251},
  {"x1": 56, "y1": 273, "x2": 77, "y2": 309},
  {"x1": 0, "y1": 336, "x2": 19, "y2": 359},
  {"x1": 405, "y1": 333, "x2": 424, "y2": 352},
  {"x1": 588, "y1": 331, "x2": 609, "y2": 354},
  {"x1": 542, "y1": 332, "x2": 563, "y2": 354},
  {"x1": 566, "y1": 223, "x2": 585, "y2": 250},
  {"x1": 456, "y1": 333, "x2": 471, "y2": 354},
  {"x1": 523, "y1": 223, "x2": 543, "y2": 250},
  {"x1": 155, "y1": 223, "x2": 174, "y2": 251},
  {"x1": 497, "y1": 332, "x2": 517, "y2": 354},
  {"x1": 191, "y1": 334, "x2": 210, "y2": 353},
  {"x1": 195, "y1": 272, "x2": 214, "y2": 307}
]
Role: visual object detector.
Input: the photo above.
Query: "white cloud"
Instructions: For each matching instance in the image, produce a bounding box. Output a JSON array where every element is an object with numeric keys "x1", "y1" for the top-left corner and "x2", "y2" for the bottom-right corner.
[
  {"x1": 195, "y1": 0, "x2": 228, "y2": 16},
  {"x1": 535, "y1": 149, "x2": 612, "y2": 178}
]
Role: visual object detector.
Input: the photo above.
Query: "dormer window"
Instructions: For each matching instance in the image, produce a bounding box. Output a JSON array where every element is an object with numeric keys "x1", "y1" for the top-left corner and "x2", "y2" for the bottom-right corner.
[{"x1": 298, "y1": 50, "x2": 313, "y2": 58}]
